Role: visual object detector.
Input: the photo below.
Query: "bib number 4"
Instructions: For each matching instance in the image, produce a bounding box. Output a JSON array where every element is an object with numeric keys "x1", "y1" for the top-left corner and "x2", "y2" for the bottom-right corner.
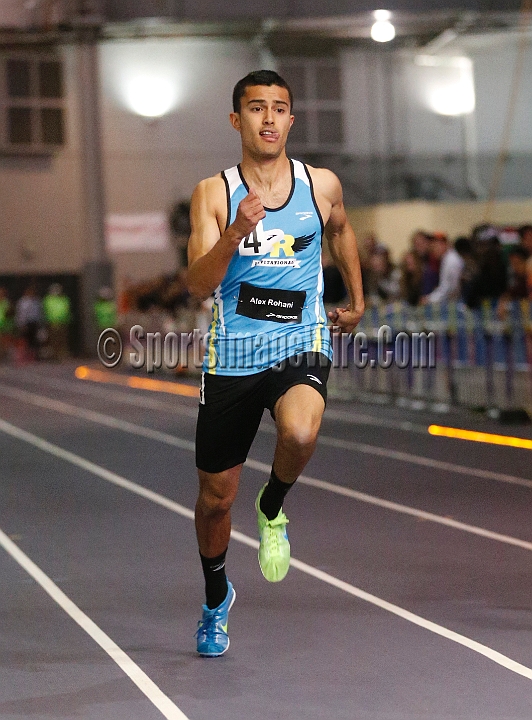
[
  {"x1": 239, "y1": 221, "x2": 284, "y2": 257},
  {"x1": 243, "y1": 229, "x2": 261, "y2": 254}
]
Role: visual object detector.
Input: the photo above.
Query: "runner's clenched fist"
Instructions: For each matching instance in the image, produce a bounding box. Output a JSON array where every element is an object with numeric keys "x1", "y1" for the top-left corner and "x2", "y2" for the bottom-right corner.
[{"x1": 231, "y1": 188, "x2": 266, "y2": 240}]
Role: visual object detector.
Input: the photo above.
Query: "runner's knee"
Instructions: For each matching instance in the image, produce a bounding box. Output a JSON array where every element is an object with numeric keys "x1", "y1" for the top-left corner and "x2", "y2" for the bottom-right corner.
[
  {"x1": 197, "y1": 470, "x2": 239, "y2": 517},
  {"x1": 278, "y1": 421, "x2": 318, "y2": 453}
]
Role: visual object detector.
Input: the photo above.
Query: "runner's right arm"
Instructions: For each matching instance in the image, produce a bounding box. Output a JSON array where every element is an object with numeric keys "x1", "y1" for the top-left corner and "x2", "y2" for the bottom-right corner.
[{"x1": 187, "y1": 177, "x2": 265, "y2": 300}]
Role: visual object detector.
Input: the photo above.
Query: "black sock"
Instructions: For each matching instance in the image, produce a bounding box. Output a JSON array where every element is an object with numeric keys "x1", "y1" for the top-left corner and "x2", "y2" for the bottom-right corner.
[
  {"x1": 259, "y1": 468, "x2": 295, "y2": 521},
  {"x1": 200, "y1": 549, "x2": 228, "y2": 609}
]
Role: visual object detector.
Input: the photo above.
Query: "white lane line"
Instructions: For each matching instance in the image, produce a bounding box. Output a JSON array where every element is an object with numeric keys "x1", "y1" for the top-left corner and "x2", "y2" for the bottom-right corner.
[
  {"x1": 0, "y1": 418, "x2": 195, "y2": 520},
  {"x1": 0, "y1": 384, "x2": 195, "y2": 451},
  {"x1": 267, "y1": 423, "x2": 532, "y2": 492},
  {"x1": 323, "y1": 406, "x2": 427, "y2": 433},
  {"x1": 245, "y1": 458, "x2": 532, "y2": 552},
  {"x1": 0, "y1": 370, "x2": 199, "y2": 418},
  {"x1": 1, "y1": 378, "x2": 530, "y2": 492},
  {"x1": 0, "y1": 526, "x2": 189, "y2": 720},
  {"x1": 1, "y1": 368, "x2": 426, "y2": 432},
  {"x1": 315, "y1": 433, "x2": 532, "y2": 490},
  {"x1": 1, "y1": 417, "x2": 532, "y2": 682},
  {"x1": 2, "y1": 384, "x2": 532, "y2": 552}
]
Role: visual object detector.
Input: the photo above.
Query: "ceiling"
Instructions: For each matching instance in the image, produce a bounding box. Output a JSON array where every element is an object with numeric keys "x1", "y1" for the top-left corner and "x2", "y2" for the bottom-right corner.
[
  {"x1": 101, "y1": 0, "x2": 523, "y2": 22},
  {"x1": 0, "y1": 0, "x2": 527, "y2": 51}
]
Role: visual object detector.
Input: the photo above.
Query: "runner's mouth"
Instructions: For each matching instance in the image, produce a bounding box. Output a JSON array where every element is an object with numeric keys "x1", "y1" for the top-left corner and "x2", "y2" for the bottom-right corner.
[{"x1": 259, "y1": 130, "x2": 279, "y2": 141}]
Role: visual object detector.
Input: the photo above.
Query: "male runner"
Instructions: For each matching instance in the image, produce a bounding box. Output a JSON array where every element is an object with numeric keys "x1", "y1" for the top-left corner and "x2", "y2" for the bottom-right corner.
[{"x1": 187, "y1": 70, "x2": 364, "y2": 657}]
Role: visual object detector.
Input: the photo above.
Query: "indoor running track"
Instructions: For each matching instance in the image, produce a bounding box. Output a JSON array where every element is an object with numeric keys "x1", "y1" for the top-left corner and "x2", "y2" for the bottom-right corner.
[{"x1": 0, "y1": 362, "x2": 531, "y2": 720}]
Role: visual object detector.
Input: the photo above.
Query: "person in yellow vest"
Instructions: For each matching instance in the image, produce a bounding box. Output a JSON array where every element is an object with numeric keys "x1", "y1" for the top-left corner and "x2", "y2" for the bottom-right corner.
[
  {"x1": 0, "y1": 286, "x2": 14, "y2": 362},
  {"x1": 43, "y1": 283, "x2": 71, "y2": 361},
  {"x1": 94, "y1": 287, "x2": 117, "y2": 331}
]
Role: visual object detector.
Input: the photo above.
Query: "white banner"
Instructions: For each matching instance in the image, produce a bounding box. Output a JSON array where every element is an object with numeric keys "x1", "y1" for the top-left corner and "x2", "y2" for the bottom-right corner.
[{"x1": 106, "y1": 213, "x2": 170, "y2": 253}]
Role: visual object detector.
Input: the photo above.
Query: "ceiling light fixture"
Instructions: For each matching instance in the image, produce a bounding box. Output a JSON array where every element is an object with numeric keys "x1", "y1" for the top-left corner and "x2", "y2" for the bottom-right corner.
[
  {"x1": 373, "y1": 9, "x2": 392, "y2": 21},
  {"x1": 124, "y1": 74, "x2": 177, "y2": 118},
  {"x1": 371, "y1": 10, "x2": 395, "y2": 43},
  {"x1": 415, "y1": 56, "x2": 476, "y2": 116}
]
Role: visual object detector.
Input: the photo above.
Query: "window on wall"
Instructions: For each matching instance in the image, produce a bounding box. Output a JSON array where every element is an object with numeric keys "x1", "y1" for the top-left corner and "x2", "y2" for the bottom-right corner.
[
  {"x1": 0, "y1": 53, "x2": 65, "y2": 154},
  {"x1": 278, "y1": 58, "x2": 344, "y2": 152}
]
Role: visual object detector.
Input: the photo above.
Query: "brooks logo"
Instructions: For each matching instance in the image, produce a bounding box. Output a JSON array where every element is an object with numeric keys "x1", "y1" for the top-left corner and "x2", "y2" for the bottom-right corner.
[{"x1": 307, "y1": 374, "x2": 322, "y2": 385}]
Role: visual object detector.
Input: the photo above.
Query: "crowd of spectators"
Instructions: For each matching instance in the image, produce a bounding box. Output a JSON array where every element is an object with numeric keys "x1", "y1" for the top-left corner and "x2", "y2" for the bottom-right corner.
[
  {"x1": 358, "y1": 224, "x2": 532, "y2": 311},
  {"x1": 0, "y1": 270, "x2": 204, "y2": 365},
  {"x1": 117, "y1": 270, "x2": 189, "y2": 317},
  {"x1": 99, "y1": 223, "x2": 532, "y2": 336},
  {"x1": 0, "y1": 282, "x2": 72, "y2": 362},
  {"x1": 2, "y1": 223, "x2": 531, "y2": 364},
  {"x1": 116, "y1": 268, "x2": 212, "y2": 339}
]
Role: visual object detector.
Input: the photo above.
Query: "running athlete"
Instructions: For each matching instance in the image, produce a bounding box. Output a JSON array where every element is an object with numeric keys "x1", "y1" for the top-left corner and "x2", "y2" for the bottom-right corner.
[{"x1": 187, "y1": 70, "x2": 364, "y2": 657}]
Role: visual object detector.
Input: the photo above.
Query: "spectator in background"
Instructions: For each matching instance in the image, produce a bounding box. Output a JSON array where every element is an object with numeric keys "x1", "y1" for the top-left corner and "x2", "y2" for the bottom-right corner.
[
  {"x1": 411, "y1": 230, "x2": 430, "y2": 257},
  {"x1": 160, "y1": 269, "x2": 190, "y2": 313},
  {"x1": 518, "y1": 224, "x2": 532, "y2": 297},
  {"x1": 15, "y1": 284, "x2": 42, "y2": 361},
  {"x1": 117, "y1": 276, "x2": 135, "y2": 315},
  {"x1": 364, "y1": 247, "x2": 401, "y2": 304},
  {"x1": 0, "y1": 286, "x2": 13, "y2": 362},
  {"x1": 322, "y1": 250, "x2": 347, "y2": 305},
  {"x1": 399, "y1": 250, "x2": 423, "y2": 306},
  {"x1": 43, "y1": 283, "x2": 71, "y2": 360},
  {"x1": 407, "y1": 230, "x2": 438, "y2": 297},
  {"x1": 505, "y1": 246, "x2": 529, "y2": 300},
  {"x1": 518, "y1": 224, "x2": 532, "y2": 252},
  {"x1": 362, "y1": 233, "x2": 386, "y2": 258},
  {"x1": 454, "y1": 237, "x2": 480, "y2": 308},
  {"x1": 94, "y1": 287, "x2": 117, "y2": 331},
  {"x1": 422, "y1": 235, "x2": 464, "y2": 304},
  {"x1": 135, "y1": 275, "x2": 167, "y2": 313},
  {"x1": 472, "y1": 234, "x2": 507, "y2": 303},
  {"x1": 360, "y1": 233, "x2": 386, "y2": 296},
  {"x1": 496, "y1": 245, "x2": 529, "y2": 319}
]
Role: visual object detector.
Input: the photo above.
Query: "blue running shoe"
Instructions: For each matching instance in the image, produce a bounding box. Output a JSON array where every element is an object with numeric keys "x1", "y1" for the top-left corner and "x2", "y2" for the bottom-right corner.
[{"x1": 195, "y1": 581, "x2": 236, "y2": 657}]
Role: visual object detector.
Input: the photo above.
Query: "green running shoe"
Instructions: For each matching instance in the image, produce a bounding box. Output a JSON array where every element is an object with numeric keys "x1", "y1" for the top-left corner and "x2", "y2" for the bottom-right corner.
[{"x1": 255, "y1": 483, "x2": 290, "y2": 582}]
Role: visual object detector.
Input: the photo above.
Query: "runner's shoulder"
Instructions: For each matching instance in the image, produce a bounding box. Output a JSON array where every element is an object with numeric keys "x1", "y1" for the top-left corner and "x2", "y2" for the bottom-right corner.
[
  {"x1": 192, "y1": 174, "x2": 227, "y2": 212},
  {"x1": 305, "y1": 165, "x2": 342, "y2": 203},
  {"x1": 193, "y1": 173, "x2": 226, "y2": 197}
]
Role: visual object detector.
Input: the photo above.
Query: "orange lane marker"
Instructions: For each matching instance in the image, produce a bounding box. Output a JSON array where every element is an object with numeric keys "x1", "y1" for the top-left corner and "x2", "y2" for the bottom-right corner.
[
  {"x1": 428, "y1": 424, "x2": 532, "y2": 450},
  {"x1": 75, "y1": 366, "x2": 200, "y2": 398}
]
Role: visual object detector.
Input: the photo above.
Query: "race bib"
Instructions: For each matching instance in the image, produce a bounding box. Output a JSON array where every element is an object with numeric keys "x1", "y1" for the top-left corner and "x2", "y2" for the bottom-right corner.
[{"x1": 235, "y1": 282, "x2": 306, "y2": 324}]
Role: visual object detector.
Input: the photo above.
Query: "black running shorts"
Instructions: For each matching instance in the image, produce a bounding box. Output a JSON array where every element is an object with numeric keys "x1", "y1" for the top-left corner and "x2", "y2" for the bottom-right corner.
[{"x1": 195, "y1": 352, "x2": 331, "y2": 474}]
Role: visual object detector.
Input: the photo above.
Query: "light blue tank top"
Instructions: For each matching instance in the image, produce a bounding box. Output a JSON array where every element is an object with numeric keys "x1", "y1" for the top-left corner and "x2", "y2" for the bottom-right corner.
[{"x1": 203, "y1": 158, "x2": 332, "y2": 375}]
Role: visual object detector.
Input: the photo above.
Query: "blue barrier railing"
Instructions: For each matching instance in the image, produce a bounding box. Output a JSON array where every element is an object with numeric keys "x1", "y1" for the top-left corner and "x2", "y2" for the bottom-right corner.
[{"x1": 329, "y1": 300, "x2": 532, "y2": 415}]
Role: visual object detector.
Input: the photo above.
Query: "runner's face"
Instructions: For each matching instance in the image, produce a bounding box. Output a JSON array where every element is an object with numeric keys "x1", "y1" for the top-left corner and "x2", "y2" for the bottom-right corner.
[{"x1": 230, "y1": 85, "x2": 294, "y2": 159}]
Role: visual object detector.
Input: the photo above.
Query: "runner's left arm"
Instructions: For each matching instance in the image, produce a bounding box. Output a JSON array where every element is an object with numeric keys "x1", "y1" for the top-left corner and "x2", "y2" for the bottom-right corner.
[{"x1": 319, "y1": 171, "x2": 365, "y2": 333}]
